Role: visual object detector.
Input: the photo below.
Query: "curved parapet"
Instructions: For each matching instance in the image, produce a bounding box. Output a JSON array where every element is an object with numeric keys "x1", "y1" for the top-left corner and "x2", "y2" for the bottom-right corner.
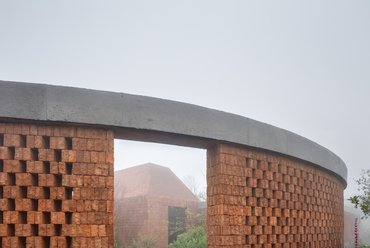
[{"x1": 0, "y1": 80, "x2": 347, "y2": 186}]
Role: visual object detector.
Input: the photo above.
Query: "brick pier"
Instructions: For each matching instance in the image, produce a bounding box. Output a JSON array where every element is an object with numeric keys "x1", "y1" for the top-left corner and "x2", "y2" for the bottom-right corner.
[
  {"x1": 0, "y1": 122, "x2": 114, "y2": 247},
  {"x1": 207, "y1": 144, "x2": 344, "y2": 248}
]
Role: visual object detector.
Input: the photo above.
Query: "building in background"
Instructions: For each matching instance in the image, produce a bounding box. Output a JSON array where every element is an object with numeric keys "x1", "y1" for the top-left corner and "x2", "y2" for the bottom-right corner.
[{"x1": 114, "y1": 163, "x2": 201, "y2": 248}]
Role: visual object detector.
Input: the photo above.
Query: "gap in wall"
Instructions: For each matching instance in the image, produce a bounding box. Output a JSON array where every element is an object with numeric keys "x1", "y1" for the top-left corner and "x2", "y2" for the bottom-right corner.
[
  {"x1": 113, "y1": 139, "x2": 207, "y2": 247},
  {"x1": 114, "y1": 139, "x2": 207, "y2": 198}
]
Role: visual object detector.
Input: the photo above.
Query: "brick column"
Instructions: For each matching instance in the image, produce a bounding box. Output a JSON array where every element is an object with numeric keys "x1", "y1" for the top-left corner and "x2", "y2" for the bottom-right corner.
[
  {"x1": 207, "y1": 144, "x2": 344, "y2": 248},
  {"x1": 0, "y1": 122, "x2": 114, "y2": 248}
]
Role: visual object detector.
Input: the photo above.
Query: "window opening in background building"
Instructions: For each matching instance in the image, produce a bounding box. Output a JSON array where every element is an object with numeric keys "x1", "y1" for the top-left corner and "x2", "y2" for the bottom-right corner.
[{"x1": 168, "y1": 206, "x2": 186, "y2": 244}]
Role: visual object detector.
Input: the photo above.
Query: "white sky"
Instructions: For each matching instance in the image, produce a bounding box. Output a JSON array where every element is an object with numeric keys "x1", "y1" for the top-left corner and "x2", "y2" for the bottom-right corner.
[{"x1": 1, "y1": 1, "x2": 369, "y2": 198}]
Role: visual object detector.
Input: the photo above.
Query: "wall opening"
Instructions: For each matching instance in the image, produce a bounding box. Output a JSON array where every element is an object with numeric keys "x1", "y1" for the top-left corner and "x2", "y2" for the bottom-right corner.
[{"x1": 113, "y1": 139, "x2": 206, "y2": 248}]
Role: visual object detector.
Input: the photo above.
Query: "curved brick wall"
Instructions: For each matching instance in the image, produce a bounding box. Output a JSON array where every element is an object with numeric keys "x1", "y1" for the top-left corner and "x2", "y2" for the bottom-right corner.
[
  {"x1": 0, "y1": 82, "x2": 346, "y2": 247},
  {"x1": 207, "y1": 144, "x2": 344, "y2": 247}
]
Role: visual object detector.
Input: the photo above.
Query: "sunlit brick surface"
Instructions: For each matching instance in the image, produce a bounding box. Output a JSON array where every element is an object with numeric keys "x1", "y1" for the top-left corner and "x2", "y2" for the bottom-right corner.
[
  {"x1": 0, "y1": 122, "x2": 114, "y2": 248},
  {"x1": 207, "y1": 144, "x2": 344, "y2": 248}
]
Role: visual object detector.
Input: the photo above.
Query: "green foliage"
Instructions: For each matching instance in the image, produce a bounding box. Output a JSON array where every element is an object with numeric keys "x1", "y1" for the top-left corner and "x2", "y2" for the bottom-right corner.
[
  {"x1": 348, "y1": 169, "x2": 370, "y2": 218},
  {"x1": 132, "y1": 234, "x2": 157, "y2": 248},
  {"x1": 186, "y1": 209, "x2": 206, "y2": 229},
  {"x1": 114, "y1": 226, "x2": 124, "y2": 248},
  {"x1": 168, "y1": 226, "x2": 207, "y2": 248}
]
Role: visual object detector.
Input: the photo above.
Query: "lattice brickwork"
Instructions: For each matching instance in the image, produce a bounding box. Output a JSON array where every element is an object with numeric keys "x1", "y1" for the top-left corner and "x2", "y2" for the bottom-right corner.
[
  {"x1": 0, "y1": 122, "x2": 114, "y2": 248},
  {"x1": 207, "y1": 144, "x2": 344, "y2": 248}
]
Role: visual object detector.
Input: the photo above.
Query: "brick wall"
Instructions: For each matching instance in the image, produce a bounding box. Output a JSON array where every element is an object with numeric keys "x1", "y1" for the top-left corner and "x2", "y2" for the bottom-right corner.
[
  {"x1": 207, "y1": 143, "x2": 344, "y2": 248},
  {"x1": 0, "y1": 122, "x2": 114, "y2": 248}
]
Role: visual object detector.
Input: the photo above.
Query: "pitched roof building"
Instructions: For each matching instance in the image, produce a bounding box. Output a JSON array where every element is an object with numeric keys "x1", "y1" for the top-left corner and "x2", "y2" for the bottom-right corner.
[{"x1": 114, "y1": 163, "x2": 200, "y2": 248}]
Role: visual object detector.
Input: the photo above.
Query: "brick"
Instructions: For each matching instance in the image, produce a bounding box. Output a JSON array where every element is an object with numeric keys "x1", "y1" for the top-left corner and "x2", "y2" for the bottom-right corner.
[
  {"x1": 95, "y1": 163, "x2": 108, "y2": 176},
  {"x1": 253, "y1": 169, "x2": 263, "y2": 179},
  {"x1": 5, "y1": 123, "x2": 14, "y2": 133},
  {"x1": 50, "y1": 187, "x2": 66, "y2": 200},
  {"x1": 84, "y1": 224, "x2": 91, "y2": 236},
  {"x1": 72, "y1": 138, "x2": 87, "y2": 150},
  {"x1": 258, "y1": 179, "x2": 269, "y2": 189},
  {"x1": 16, "y1": 173, "x2": 33, "y2": 186},
  {"x1": 34, "y1": 136, "x2": 47, "y2": 149},
  {"x1": 107, "y1": 201, "x2": 114, "y2": 213},
  {"x1": 61, "y1": 150, "x2": 76, "y2": 162},
  {"x1": 4, "y1": 134, "x2": 24, "y2": 147},
  {"x1": 0, "y1": 172, "x2": 9, "y2": 185},
  {"x1": 38, "y1": 149, "x2": 58, "y2": 161},
  {"x1": 0, "y1": 147, "x2": 12, "y2": 159},
  {"x1": 26, "y1": 135, "x2": 35, "y2": 148},
  {"x1": 50, "y1": 137, "x2": 68, "y2": 150},
  {"x1": 50, "y1": 162, "x2": 60, "y2": 174},
  {"x1": 0, "y1": 224, "x2": 7, "y2": 236},
  {"x1": 91, "y1": 128, "x2": 106, "y2": 139},
  {"x1": 4, "y1": 160, "x2": 23, "y2": 173},
  {"x1": 94, "y1": 139, "x2": 103, "y2": 151},
  {"x1": 38, "y1": 174, "x2": 47, "y2": 186},
  {"x1": 15, "y1": 148, "x2": 37, "y2": 161},
  {"x1": 91, "y1": 225, "x2": 99, "y2": 236},
  {"x1": 247, "y1": 178, "x2": 257, "y2": 188},
  {"x1": 46, "y1": 174, "x2": 57, "y2": 187},
  {"x1": 106, "y1": 152, "x2": 114, "y2": 164}
]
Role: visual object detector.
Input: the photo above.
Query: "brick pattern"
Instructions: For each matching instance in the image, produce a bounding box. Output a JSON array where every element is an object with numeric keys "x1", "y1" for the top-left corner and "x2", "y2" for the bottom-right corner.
[
  {"x1": 207, "y1": 144, "x2": 344, "y2": 248},
  {"x1": 0, "y1": 122, "x2": 114, "y2": 248}
]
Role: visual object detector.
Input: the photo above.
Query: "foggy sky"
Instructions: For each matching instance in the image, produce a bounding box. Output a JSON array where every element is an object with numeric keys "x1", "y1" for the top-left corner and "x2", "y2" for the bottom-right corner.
[{"x1": 1, "y1": 1, "x2": 369, "y2": 198}]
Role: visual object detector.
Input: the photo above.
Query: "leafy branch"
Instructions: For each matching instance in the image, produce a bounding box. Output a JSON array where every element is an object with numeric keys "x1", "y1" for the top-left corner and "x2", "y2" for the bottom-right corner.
[{"x1": 348, "y1": 169, "x2": 370, "y2": 219}]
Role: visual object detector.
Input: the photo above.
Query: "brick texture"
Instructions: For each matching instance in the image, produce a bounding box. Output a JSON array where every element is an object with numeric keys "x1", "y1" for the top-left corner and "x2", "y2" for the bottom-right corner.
[
  {"x1": 207, "y1": 144, "x2": 344, "y2": 248},
  {"x1": 0, "y1": 122, "x2": 114, "y2": 248}
]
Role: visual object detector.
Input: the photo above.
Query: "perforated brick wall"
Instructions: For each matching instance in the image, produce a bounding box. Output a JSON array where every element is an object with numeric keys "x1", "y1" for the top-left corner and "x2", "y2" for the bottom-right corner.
[
  {"x1": 0, "y1": 122, "x2": 114, "y2": 248},
  {"x1": 207, "y1": 144, "x2": 344, "y2": 248}
]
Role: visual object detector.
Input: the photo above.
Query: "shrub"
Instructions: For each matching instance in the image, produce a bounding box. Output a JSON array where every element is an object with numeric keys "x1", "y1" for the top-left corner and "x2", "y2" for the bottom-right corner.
[{"x1": 168, "y1": 226, "x2": 207, "y2": 248}]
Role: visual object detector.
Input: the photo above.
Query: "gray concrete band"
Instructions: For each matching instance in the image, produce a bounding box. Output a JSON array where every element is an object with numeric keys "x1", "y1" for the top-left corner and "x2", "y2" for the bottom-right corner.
[{"x1": 0, "y1": 81, "x2": 347, "y2": 186}]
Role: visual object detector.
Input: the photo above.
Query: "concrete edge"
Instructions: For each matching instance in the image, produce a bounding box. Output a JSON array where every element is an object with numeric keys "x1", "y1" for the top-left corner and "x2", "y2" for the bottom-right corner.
[{"x1": 0, "y1": 80, "x2": 348, "y2": 186}]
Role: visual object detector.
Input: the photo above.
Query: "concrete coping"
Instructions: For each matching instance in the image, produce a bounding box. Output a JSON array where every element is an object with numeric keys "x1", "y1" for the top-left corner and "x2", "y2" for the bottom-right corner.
[{"x1": 0, "y1": 81, "x2": 347, "y2": 186}]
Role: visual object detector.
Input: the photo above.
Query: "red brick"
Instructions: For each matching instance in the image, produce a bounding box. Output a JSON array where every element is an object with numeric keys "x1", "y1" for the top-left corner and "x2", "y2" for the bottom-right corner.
[
  {"x1": 0, "y1": 224, "x2": 7, "y2": 236},
  {"x1": 50, "y1": 137, "x2": 68, "y2": 150},
  {"x1": 38, "y1": 149, "x2": 58, "y2": 161},
  {"x1": 16, "y1": 173, "x2": 33, "y2": 186},
  {"x1": 61, "y1": 150, "x2": 77, "y2": 162},
  {"x1": 4, "y1": 160, "x2": 23, "y2": 173},
  {"x1": 0, "y1": 147, "x2": 11, "y2": 159},
  {"x1": 4, "y1": 134, "x2": 24, "y2": 147}
]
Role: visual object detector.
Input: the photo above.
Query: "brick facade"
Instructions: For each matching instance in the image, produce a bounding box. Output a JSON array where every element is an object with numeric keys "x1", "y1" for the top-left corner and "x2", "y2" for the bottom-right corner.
[
  {"x1": 0, "y1": 122, "x2": 114, "y2": 248},
  {"x1": 0, "y1": 120, "x2": 346, "y2": 248},
  {"x1": 207, "y1": 144, "x2": 344, "y2": 247}
]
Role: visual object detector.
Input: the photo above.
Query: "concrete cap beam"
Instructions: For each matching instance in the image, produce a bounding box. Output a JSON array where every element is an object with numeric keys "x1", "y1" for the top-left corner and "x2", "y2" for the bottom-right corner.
[{"x1": 0, "y1": 81, "x2": 347, "y2": 186}]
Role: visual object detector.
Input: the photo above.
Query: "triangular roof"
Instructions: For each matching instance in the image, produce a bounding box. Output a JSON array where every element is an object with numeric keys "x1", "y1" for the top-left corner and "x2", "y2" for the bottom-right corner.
[{"x1": 114, "y1": 163, "x2": 199, "y2": 202}]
